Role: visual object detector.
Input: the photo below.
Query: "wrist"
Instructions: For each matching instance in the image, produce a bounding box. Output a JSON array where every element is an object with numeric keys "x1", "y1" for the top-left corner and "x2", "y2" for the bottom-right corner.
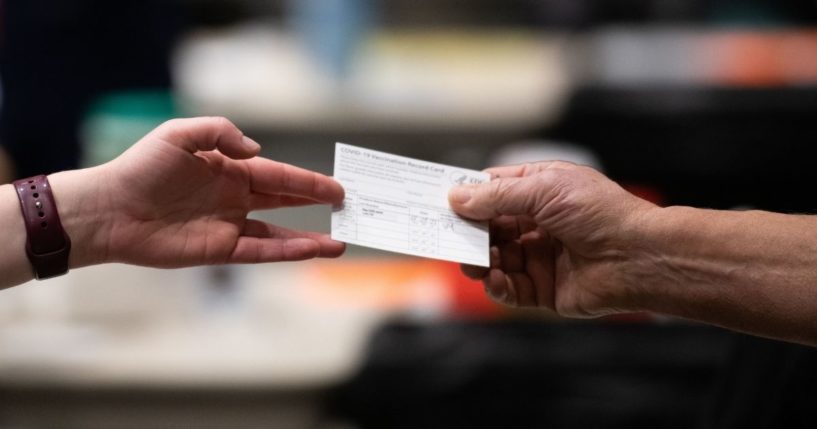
[
  {"x1": 48, "y1": 166, "x2": 113, "y2": 269},
  {"x1": 1, "y1": 182, "x2": 31, "y2": 287},
  {"x1": 624, "y1": 205, "x2": 715, "y2": 315},
  {"x1": 608, "y1": 205, "x2": 693, "y2": 314}
]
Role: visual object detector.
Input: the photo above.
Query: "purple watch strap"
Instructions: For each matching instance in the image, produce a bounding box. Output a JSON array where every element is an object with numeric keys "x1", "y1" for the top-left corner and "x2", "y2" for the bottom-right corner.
[{"x1": 13, "y1": 175, "x2": 72, "y2": 280}]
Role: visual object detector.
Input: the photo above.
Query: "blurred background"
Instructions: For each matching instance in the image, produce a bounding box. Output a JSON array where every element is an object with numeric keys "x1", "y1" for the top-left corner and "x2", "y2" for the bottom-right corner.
[{"x1": 2, "y1": 0, "x2": 817, "y2": 428}]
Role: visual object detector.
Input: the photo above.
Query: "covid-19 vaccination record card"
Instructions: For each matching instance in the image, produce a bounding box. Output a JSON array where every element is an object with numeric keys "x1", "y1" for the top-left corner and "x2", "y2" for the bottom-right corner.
[{"x1": 331, "y1": 143, "x2": 490, "y2": 267}]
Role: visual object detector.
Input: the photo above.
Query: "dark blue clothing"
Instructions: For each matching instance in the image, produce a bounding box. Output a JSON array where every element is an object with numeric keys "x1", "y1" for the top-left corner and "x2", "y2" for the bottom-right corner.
[{"x1": 0, "y1": 0, "x2": 181, "y2": 178}]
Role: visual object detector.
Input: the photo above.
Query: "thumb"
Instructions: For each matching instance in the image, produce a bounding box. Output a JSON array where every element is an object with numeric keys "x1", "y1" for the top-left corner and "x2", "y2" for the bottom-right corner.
[
  {"x1": 449, "y1": 174, "x2": 553, "y2": 220},
  {"x1": 148, "y1": 117, "x2": 261, "y2": 160}
]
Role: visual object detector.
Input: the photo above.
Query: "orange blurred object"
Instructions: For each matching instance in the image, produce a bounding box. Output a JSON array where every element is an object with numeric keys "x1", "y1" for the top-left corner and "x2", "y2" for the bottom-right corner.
[
  {"x1": 708, "y1": 30, "x2": 817, "y2": 86},
  {"x1": 298, "y1": 258, "x2": 500, "y2": 317}
]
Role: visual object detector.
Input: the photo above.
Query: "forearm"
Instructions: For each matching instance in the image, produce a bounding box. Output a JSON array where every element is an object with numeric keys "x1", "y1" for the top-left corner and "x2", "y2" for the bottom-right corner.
[
  {"x1": 0, "y1": 183, "x2": 34, "y2": 288},
  {"x1": 0, "y1": 167, "x2": 110, "y2": 290},
  {"x1": 637, "y1": 206, "x2": 817, "y2": 345}
]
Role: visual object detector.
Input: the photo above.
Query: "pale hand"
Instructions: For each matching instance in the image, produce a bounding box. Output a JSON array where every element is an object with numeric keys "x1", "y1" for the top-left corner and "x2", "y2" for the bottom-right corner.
[{"x1": 57, "y1": 117, "x2": 345, "y2": 269}]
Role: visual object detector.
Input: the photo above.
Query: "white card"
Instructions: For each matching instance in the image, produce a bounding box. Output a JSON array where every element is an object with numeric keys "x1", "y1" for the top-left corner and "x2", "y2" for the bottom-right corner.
[{"x1": 331, "y1": 143, "x2": 490, "y2": 267}]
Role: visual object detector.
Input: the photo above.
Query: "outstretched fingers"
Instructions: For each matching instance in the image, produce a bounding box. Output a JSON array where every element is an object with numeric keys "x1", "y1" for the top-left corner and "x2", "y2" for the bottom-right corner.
[
  {"x1": 249, "y1": 194, "x2": 327, "y2": 211},
  {"x1": 228, "y1": 236, "x2": 321, "y2": 263},
  {"x1": 246, "y1": 157, "x2": 344, "y2": 206},
  {"x1": 228, "y1": 220, "x2": 346, "y2": 263}
]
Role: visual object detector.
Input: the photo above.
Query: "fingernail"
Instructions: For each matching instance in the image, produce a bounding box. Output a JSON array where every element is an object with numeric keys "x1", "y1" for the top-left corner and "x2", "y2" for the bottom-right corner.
[
  {"x1": 449, "y1": 186, "x2": 473, "y2": 204},
  {"x1": 243, "y1": 136, "x2": 261, "y2": 151},
  {"x1": 486, "y1": 283, "x2": 507, "y2": 303}
]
